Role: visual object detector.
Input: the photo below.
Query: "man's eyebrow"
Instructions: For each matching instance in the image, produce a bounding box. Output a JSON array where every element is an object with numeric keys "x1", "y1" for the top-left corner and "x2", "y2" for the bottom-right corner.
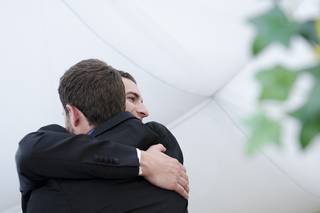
[
  {"x1": 126, "y1": 91, "x2": 143, "y2": 102},
  {"x1": 126, "y1": 91, "x2": 140, "y2": 98}
]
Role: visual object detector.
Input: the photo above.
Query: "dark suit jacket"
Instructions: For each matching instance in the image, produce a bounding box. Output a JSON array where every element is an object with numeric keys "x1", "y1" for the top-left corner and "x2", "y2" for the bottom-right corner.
[{"x1": 16, "y1": 112, "x2": 187, "y2": 213}]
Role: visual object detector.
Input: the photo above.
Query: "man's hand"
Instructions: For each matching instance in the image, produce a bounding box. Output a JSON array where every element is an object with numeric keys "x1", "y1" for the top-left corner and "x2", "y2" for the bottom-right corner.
[{"x1": 140, "y1": 144, "x2": 189, "y2": 199}]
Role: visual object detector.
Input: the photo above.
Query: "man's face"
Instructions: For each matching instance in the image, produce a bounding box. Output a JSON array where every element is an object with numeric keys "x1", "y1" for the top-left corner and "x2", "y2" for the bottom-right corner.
[{"x1": 122, "y1": 78, "x2": 149, "y2": 120}]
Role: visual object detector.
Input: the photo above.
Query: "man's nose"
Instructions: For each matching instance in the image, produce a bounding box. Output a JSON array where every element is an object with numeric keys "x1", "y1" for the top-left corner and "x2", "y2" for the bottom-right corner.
[{"x1": 137, "y1": 103, "x2": 149, "y2": 119}]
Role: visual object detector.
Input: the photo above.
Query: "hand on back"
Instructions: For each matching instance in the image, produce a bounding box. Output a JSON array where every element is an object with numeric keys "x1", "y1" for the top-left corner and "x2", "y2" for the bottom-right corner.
[{"x1": 140, "y1": 144, "x2": 189, "y2": 200}]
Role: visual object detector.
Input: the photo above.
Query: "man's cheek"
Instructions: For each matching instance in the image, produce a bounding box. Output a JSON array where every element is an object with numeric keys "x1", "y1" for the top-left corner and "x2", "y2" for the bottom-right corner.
[{"x1": 125, "y1": 102, "x2": 134, "y2": 112}]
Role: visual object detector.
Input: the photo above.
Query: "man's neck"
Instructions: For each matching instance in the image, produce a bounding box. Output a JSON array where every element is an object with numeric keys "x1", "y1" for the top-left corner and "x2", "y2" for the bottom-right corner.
[{"x1": 72, "y1": 123, "x2": 95, "y2": 135}]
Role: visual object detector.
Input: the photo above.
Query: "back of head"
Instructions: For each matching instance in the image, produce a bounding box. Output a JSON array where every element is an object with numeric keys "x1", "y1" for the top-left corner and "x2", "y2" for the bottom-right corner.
[{"x1": 59, "y1": 59, "x2": 125, "y2": 126}]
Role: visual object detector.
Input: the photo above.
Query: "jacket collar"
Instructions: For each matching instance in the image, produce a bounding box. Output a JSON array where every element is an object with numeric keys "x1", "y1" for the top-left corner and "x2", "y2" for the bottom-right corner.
[{"x1": 91, "y1": 112, "x2": 137, "y2": 137}]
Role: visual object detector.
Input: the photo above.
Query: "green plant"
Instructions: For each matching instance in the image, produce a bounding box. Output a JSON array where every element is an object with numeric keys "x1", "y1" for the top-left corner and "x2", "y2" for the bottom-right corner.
[{"x1": 246, "y1": 2, "x2": 320, "y2": 154}]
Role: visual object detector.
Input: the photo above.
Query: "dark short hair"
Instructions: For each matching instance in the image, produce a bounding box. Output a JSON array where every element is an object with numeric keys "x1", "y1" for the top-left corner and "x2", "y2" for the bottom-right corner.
[
  {"x1": 58, "y1": 59, "x2": 125, "y2": 126},
  {"x1": 118, "y1": 70, "x2": 137, "y2": 84}
]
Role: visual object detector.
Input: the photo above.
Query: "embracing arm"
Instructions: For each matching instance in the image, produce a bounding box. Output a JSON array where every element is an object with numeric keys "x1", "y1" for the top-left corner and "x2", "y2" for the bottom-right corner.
[
  {"x1": 142, "y1": 122, "x2": 188, "y2": 199},
  {"x1": 16, "y1": 124, "x2": 139, "y2": 213},
  {"x1": 16, "y1": 124, "x2": 139, "y2": 181},
  {"x1": 16, "y1": 124, "x2": 189, "y2": 201}
]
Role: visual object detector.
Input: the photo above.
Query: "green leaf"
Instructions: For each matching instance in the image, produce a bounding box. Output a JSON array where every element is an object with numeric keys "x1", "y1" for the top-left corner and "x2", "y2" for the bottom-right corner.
[
  {"x1": 249, "y1": 5, "x2": 299, "y2": 55},
  {"x1": 256, "y1": 65, "x2": 298, "y2": 101},
  {"x1": 298, "y1": 20, "x2": 319, "y2": 46},
  {"x1": 298, "y1": 19, "x2": 320, "y2": 59},
  {"x1": 303, "y1": 64, "x2": 320, "y2": 80},
  {"x1": 299, "y1": 120, "x2": 320, "y2": 149},
  {"x1": 245, "y1": 112, "x2": 282, "y2": 155},
  {"x1": 291, "y1": 82, "x2": 320, "y2": 121},
  {"x1": 290, "y1": 83, "x2": 320, "y2": 149},
  {"x1": 252, "y1": 35, "x2": 269, "y2": 56}
]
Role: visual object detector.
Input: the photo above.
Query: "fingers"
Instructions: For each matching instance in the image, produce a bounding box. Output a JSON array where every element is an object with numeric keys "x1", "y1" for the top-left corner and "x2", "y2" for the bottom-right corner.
[
  {"x1": 178, "y1": 175, "x2": 189, "y2": 193},
  {"x1": 175, "y1": 182, "x2": 189, "y2": 200},
  {"x1": 142, "y1": 148, "x2": 189, "y2": 200},
  {"x1": 181, "y1": 166, "x2": 188, "y2": 182},
  {"x1": 176, "y1": 163, "x2": 188, "y2": 187},
  {"x1": 175, "y1": 162, "x2": 189, "y2": 199},
  {"x1": 148, "y1": 144, "x2": 167, "y2": 152},
  {"x1": 178, "y1": 165, "x2": 189, "y2": 194},
  {"x1": 180, "y1": 171, "x2": 189, "y2": 193},
  {"x1": 182, "y1": 165, "x2": 187, "y2": 173}
]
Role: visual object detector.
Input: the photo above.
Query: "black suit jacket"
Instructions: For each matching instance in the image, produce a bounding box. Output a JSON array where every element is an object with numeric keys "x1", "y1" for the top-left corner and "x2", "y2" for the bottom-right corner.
[{"x1": 16, "y1": 112, "x2": 187, "y2": 213}]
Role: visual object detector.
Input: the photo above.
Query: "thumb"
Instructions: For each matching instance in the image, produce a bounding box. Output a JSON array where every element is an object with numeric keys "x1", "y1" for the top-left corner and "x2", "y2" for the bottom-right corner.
[{"x1": 148, "y1": 144, "x2": 166, "y2": 152}]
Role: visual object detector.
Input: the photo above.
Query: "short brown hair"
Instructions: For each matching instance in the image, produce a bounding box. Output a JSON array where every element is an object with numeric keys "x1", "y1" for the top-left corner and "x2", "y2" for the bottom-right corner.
[
  {"x1": 118, "y1": 70, "x2": 137, "y2": 84},
  {"x1": 58, "y1": 59, "x2": 125, "y2": 126}
]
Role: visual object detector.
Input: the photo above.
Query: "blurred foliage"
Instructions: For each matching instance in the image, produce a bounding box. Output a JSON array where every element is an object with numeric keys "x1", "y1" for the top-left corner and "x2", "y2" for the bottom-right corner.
[
  {"x1": 256, "y1": 65, "x2": 298, "y2": 101},
  {"x1": 290, "y1": 82, "x2": 320, "y2": 149},
  {"x1": 245, "y1": 112, "x2": 282, "y2": 155},
  {"x1": 247, "y1": 2, "x2": 320, "y2": 154},
  {"x1": 249, "y1": 5, "x2": 299, "y2": 55}
]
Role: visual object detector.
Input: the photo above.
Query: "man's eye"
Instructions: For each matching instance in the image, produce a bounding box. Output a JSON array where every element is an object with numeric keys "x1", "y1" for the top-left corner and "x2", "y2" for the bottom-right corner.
[{"x1": 127, "y1": 96, "x2": 135, "y2": 102}]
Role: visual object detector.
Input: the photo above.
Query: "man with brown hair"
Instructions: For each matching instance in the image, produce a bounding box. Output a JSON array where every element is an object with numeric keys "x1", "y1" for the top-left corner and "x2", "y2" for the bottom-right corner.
[{"x1": 16, "y1": 59, "x2": 188, "y2": 213}]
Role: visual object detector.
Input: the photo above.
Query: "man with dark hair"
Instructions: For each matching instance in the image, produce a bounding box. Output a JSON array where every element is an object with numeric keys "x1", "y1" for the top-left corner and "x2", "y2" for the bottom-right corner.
[
  {"x1": 59, "y1": 59, "x2": 126, "y2": 127},
  {"x1": 16, "y1": 59, "x2": 188, "y2": 213},
  {"x1": 118, "y1": 70, "x2": 184, "y2": 163},
  {"x1": 118, "y1": 71, "x2": 149, "y2": 120}
]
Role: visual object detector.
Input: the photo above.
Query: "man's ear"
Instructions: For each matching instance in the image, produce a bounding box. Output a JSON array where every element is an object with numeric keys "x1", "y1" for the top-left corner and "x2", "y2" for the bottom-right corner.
[{"x1": 66, "y1": 104, "x2": 81, "y2": 128}]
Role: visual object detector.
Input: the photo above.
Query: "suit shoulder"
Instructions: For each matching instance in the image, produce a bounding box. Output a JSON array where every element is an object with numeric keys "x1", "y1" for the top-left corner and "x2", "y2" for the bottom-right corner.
[
  {"x1": 18, "y1": 124, "x2": 67, "y2": 146},
  {"x1": 145, "y1": 122, "x2": 184, "y2": 163},
  {"x1": 145, "y1": 122, "x2": 177, "y2": 143},
  {"x1": 38, "y1": 124, "x2": 67, "y2": 133},
  {"x1": 145, "y1": 121, "x2": 168, "y2": 135}
]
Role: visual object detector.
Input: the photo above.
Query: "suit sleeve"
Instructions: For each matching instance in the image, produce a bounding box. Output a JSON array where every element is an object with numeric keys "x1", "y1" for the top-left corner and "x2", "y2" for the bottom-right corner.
[
  {"x1": 16, "y1": 124, "x2": 140, "y2": 213},
  {"x1": 145, "y1": 122, "x2": 184, "y2": 164},
  {"x1": 16, "y1": 124, "x2": 139, "y2": 181}
]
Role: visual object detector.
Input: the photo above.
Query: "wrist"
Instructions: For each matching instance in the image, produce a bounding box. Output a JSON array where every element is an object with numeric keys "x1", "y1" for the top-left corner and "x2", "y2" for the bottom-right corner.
[
  {"x1": 137, "y1": 149, "x2": 143, "y2": 176},
  {"x1": 139, "y1": 150, "x2": 149, "y2": 177}
]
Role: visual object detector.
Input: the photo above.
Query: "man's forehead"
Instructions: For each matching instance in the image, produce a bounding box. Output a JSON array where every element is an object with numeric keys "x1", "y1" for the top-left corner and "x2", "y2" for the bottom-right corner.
[
  {"x1": 123, "y1": 78, "x2": 140, "y2": 93},
  {"x1": 123, "y1": 81, "x2": 144, "y2": 102}
]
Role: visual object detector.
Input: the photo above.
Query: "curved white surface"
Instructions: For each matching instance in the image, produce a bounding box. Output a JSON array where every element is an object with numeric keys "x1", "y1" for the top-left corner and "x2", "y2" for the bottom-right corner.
[
  {"x1": 215, "y1": 38, "x2": 320, "y2": 199},
  {"x1": 1, "y1": 0, "x2": 319, "y2": 212},
  {"x1": 171, "y1": 100, "x2": 320, "y2": 213},
  {"x1": 60, "y1": 0, "x2": 257, "y2": 96}
]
